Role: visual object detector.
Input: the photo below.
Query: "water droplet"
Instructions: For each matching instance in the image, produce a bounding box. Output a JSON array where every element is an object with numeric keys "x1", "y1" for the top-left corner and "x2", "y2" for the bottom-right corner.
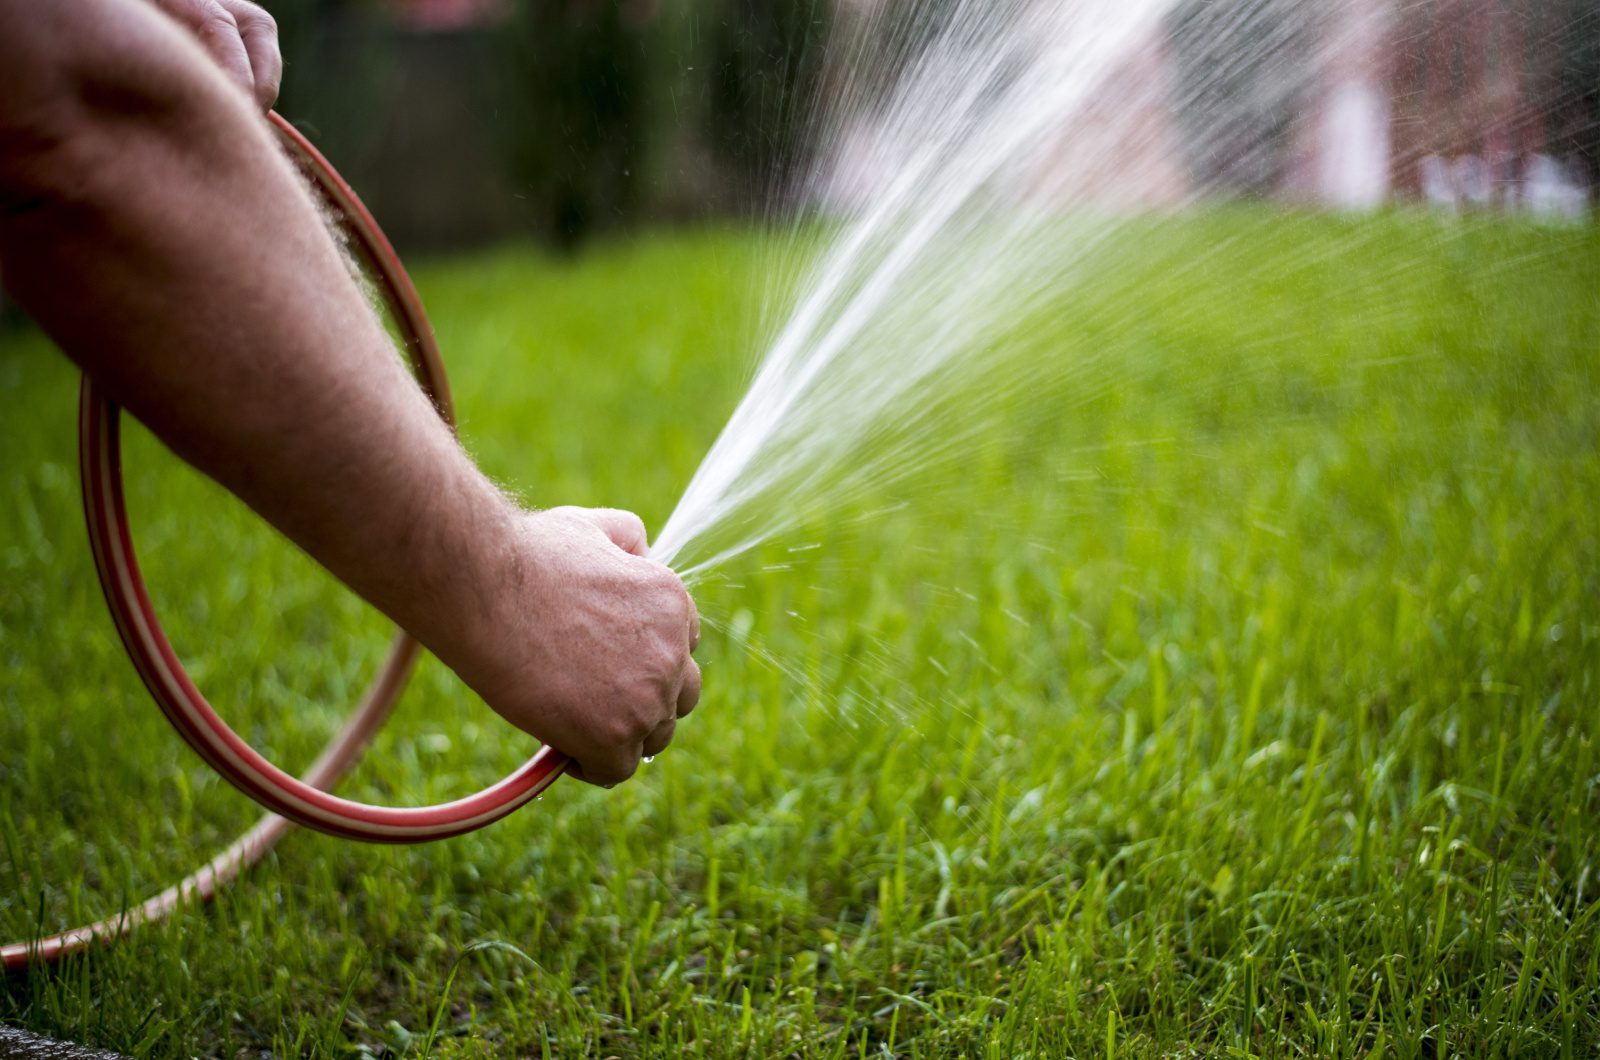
[{"x1": 644, "y1": 756, "x2": 656, "y2": 764}]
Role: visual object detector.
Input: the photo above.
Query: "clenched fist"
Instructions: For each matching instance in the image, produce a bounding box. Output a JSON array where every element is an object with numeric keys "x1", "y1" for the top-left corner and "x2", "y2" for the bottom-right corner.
[{"x1": 449, "y1": 506, "x2": 702, "y2": 787}]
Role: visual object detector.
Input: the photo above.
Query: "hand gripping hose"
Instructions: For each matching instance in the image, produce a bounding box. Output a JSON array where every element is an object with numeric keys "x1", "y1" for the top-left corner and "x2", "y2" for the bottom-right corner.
[{"x1": 3, "y1": 113, "x2": 567, "y2": 973}]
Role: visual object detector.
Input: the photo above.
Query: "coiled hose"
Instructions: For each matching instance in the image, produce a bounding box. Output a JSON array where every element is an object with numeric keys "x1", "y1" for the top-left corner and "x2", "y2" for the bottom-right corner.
[{"x1": 2, "y1": 113, "x2": 566, "y2": 973}]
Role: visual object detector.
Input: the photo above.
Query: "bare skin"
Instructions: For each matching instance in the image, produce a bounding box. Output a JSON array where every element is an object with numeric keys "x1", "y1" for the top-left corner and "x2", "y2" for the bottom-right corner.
[{"x1": 0, "y1": 0, "x2": 699, "y2": 787}]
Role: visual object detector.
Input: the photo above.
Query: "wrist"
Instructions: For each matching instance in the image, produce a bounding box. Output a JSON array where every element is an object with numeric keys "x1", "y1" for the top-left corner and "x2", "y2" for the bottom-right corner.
[{"x1": 402, "y1": 475, "x2": 531, "y2": 685}]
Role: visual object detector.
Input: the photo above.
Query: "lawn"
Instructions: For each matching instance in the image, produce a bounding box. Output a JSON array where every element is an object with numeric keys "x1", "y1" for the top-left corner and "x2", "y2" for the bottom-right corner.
[{"x1": 2, "y1": 211, "x2": 1598, "y2": 1057}]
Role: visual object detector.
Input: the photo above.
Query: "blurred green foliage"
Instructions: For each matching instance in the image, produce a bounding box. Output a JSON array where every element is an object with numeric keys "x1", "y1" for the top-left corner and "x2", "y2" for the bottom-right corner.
[
  {"x1": 491, "y1": 0, "x2": 832, "y2": 245},
  {"x1": 703, "y1": 0, "x2": 831, "y2": 209},
  {"x1": 494, "y1": 2, "x2": 650, "y2": 248},
  {"x1": 253, "y1": 1, "x2": 832, "y2": 248}
]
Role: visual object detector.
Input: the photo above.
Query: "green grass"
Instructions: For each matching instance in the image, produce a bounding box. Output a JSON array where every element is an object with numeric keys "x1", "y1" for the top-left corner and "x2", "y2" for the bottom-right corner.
[{"x1": 2, "y1": 210, "x2": 1598, "y2": 1058}]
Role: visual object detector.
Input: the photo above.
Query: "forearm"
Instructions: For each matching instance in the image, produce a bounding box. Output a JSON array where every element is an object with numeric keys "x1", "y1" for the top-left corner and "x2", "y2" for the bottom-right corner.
[
  {"x1": 0, "y1": 0, "x2": 513, "y2": 667},
  {"x1": 1, "y1": 0, "x2": 703, "y2": 783}
]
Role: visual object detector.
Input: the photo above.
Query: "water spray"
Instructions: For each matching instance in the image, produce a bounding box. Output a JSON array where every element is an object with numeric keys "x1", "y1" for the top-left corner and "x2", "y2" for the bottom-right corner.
[
  {"x1": 11, "y1": 0, "x2": 1588, "y2": 978},
  {"x1": 2, "y1": 114, "x2": 568, "y2": 973},
  {"x1": 1, "y1": 0, "x2": 1203, "y2": 971}
]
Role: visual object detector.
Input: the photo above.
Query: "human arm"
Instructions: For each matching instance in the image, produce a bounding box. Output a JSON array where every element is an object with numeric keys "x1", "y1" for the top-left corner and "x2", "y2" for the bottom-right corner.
[{"x1": 0, "y1": 0, "x2": 698, "y2": 785}]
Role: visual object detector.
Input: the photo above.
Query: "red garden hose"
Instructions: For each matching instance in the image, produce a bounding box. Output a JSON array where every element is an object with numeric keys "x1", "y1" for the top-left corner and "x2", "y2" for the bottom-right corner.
[{"x1": 2, "y1": 113, "x2": 566, "y2": 972}]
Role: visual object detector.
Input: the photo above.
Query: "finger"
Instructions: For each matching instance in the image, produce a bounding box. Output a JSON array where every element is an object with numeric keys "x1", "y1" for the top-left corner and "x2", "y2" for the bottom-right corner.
[
  {"x1": 154, "y1": 0, "x2": 255, "y2": 99},
  {"x1": 565, "y1": 764, "x2": 620, "y2": 789},
  {"x1": 642, "y1": 718, "x2": 676, "y2": 759},
  {"x1": 582, "y1": 508, "x2": 650, "y2": 557},
  {"x1": 217, "y1": 0, "x2": 281, "y2": 109},
  {"x1": 565, "y1": 748, "x2": 640, "y2": 789},
  {"x1": 676, "y1": 659, "x2": 702, "y2": 718},
  {"x1": 563, "y1": 762, "x2": 605, "y2": 787},
  {"x1": 686, "y1": 591, "x2": 701, "y2": 652}
]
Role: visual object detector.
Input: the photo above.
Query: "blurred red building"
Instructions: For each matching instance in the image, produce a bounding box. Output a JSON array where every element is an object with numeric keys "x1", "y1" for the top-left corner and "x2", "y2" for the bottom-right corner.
[
  {"x1": 1385, "y1": 0, "x2": 1578, "y2": 209},
  {"x1": 1246, "y1": 0, "x2": 1587, "y2": 212},
  {"x1": 834, "y1": 0, "x2": 1594, "y2": 216}
]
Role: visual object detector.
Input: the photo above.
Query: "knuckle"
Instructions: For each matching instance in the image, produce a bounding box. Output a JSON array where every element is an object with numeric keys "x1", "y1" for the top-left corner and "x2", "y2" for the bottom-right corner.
[
  {"x1": 653, "y1": 570, "x2": 691, "y2": 612},
  {"x1": 651, "y1": 638, "x2": 684, "y2": 679},
  {"x1": 601, "y1": 714, "x2": 639, "y2": 749},
  {"x1": 609, "y1": 699, "x2": 657, "y2": 745},
  {"x1": 199, "y1": 2, "x2": 241, "y2": 34},
  {"x1": 241, "y1": 5, "x2": 277, "y2": 33}
]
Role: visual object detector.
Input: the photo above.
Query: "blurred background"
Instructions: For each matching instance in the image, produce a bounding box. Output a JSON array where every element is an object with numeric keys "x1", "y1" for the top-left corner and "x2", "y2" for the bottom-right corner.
[
  {"x1": 261, "y1": 0, "x2": 833, "y2": 250},
  {"x1": 1, "y1": 0, "x2": 1596, "y2": 312},
  {"x1": 259, "y1": 0, "x2": 1600, "y2": 252}
]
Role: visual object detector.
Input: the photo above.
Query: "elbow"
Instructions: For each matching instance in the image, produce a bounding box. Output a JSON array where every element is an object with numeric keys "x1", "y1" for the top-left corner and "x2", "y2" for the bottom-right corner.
[{"x1": 0, "y1": 2, "x2": 246, "y2": 219}]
